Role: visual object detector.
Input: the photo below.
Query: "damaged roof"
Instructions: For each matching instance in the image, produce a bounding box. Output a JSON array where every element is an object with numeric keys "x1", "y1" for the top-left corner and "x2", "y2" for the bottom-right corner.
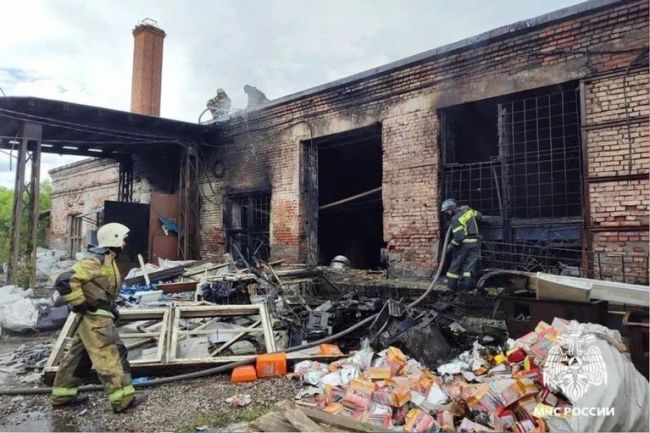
[{"x1": 0, "y1": 96, "x2": 219, "y2": 157}]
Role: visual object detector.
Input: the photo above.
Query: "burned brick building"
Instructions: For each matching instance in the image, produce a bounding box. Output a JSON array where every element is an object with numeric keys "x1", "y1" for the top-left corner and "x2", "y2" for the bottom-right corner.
[
  {"x1": 2, "y1": 0, "x2": 647, "y2": 285},
  {"x1": 199, "y1": 0, "x2": 649, "y2": 282}
]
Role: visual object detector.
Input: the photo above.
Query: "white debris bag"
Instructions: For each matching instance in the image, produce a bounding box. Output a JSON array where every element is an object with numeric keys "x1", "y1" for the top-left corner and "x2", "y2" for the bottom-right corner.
[
  {"x1": 0, "y1": 286, "x2": 39, "y2": 331},
  {"x1": 35, "y1": 248, "x2": 68, "y2": 281},
  {"x1": 543, "y1": 321, "x2": 649, "y2": 432}
]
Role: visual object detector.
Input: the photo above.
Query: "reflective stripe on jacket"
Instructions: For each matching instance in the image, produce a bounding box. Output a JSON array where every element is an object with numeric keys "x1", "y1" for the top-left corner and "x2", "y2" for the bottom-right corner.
[
  {"x1": 450, "y1": 206, "x2": 481, "y2": 246},
  {"x1": 59, "y1": 253, "x2": 121, "y2": 307}
]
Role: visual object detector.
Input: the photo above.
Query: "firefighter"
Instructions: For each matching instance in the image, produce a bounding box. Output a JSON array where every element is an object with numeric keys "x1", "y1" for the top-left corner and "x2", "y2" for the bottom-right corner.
[
  {"x1": 206, "y1": 88, "x2": 232, "y2": 119},
  {"x1": 441, "y1": 199, "x2": 481, "y2": 291},
  {"x1": 51, "y1": 223, "x2": 147, "y2": 413}
]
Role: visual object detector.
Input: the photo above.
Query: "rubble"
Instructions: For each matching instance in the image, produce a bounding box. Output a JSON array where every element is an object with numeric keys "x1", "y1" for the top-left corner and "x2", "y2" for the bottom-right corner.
[
  {"x1": 287, "y1": 318, "x2": 649, "y2": 433},
  {"x1": 0, "y1": 343, "x2": 50, "y2": 385}
]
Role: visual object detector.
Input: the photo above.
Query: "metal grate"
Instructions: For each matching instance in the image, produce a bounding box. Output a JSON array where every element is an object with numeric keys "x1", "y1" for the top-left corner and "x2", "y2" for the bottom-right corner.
[
  {"x1": 499, "y1": 89, "x2": 582, "y2": 218},
  {"x1": 225, "y1": 193, "x2": 271, "y2": 263},
  {"x1": 442, "y1": 87, "x2": 582, "y2": 219},
  {"x1": 442, "y1": 160, "x2": 502, "y2": 216},
  {"x1": 481, "y1": 240, "x2": 648, "y2": 285}
]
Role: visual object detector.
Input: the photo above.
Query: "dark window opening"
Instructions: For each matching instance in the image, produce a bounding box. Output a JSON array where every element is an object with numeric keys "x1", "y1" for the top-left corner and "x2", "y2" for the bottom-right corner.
[
  {"x1": 315, "y1": 125, "x2": 384, "y2": 269},
  {"x1": 224, "y1": 193, "x2": 271, "y2": 264},
  {"x1": 440, "y1": 83, "x2": 584, "y2": 275},
  {"x1": 442, "y1": 101, "x2": 498, "y2": 164}
]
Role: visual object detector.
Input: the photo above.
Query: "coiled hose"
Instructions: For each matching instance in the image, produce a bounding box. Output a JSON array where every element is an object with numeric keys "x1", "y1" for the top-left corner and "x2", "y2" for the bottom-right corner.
[{"x1": 0, "y1": 227, "x2": 452, "y2": 396}]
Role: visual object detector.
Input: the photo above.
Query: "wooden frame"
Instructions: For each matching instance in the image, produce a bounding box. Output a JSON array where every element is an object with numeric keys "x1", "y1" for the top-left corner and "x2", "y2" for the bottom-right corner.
[
  {"x1": 167, "y1": 304, "x2": 276, "y2": 365},
  {"x1": 43, "y1": 304, "x2": 340, "y2": 383},
  {"x1": 43, "y1": 308, "x2": 170, "y2": 383}
]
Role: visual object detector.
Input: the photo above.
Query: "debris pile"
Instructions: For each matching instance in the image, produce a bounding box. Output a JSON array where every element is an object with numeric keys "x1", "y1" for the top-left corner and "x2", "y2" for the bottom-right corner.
[
  {"x1": 35, "y1": 247, "x2": 75, "y2": 282},
  {"x1": 0, "y1": 286, "x2": 41, "y2": 333},
  {"x1": 0, "y1": 343, "x2": 51, "y2": 385},
  {"x1": 289, "y1": 318, "x2": 647, "y2": 432}
]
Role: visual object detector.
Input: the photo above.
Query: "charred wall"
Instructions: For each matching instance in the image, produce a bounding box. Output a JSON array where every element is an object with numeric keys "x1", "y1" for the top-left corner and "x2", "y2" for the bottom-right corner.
[{"x1": 198, "y1": 0, "x2": 648, "y2": 278}]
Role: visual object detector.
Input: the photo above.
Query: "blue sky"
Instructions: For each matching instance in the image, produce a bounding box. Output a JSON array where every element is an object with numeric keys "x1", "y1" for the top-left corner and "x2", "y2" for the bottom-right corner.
[{"x1": 0, "y1": 0, "x2": 583, "y2": 187}]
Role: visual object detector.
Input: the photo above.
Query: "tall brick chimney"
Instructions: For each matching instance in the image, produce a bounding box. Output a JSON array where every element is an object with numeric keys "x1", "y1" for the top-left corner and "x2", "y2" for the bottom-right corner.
[{"x1": 131, "y1": 18, "x2": 165, "y2": 116}]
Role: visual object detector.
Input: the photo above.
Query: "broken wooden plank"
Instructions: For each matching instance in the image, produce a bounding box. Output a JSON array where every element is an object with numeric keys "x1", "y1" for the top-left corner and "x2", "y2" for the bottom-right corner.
[
  {"x1": 210, "y1": 319, "x2": 262, "y2": 356},
  {"x1": 158, "y1": 281, "x2": 198, "y2": 293},
  {"x1": 138, "y1": 254, "x2": 151, "y2": 286},
  {"x1": 277, "y1": 401, "x2": 321, "y2": 432},
  {"x1": 299, "y1": 406, "x2": 390, "y2": 432}
]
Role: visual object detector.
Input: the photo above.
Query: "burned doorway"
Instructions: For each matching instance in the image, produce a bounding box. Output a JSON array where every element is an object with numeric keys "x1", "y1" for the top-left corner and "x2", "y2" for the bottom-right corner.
[
  {"x1": 310, "y1": 124, "x2": 384, "y2": 268},
  {"x1": 440, "y1": 83, "x2": 584, "y2": 274}
]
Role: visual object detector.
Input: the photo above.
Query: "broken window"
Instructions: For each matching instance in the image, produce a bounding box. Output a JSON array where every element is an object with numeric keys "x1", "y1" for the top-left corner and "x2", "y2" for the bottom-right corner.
[
  {"x1": 224, "y1": 193, "x2": 271, "y2": 264},
  {"x1": 69, "y1": 214, "x2": 83, "y2": 255},
  {"x1": 440, "y1": 83, "x2": 584, "y2": 274}
]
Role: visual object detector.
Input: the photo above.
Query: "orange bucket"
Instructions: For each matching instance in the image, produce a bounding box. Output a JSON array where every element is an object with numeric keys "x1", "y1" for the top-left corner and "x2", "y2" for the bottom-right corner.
[
  {"x1": 231, "y1": 365, "x2": 257, "y2": 383},
  {"x1": 256, "y1": 352, "x2": 287, "y2": 378}
]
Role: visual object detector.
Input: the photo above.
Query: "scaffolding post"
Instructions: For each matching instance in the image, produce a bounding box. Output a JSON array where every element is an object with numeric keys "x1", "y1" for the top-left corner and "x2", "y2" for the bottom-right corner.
[
  {"x1": 7, "y1": 121, "x2": 42, "y2": 287},
  {"x1": 178, "y1": 144, "x2": 200, "y2": 260}
]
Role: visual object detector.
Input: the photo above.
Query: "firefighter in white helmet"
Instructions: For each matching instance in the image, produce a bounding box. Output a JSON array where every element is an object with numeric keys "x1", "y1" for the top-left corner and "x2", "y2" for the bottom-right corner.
[{"x1": 52, "y1": 223, "x2": 147, "y2": 412}]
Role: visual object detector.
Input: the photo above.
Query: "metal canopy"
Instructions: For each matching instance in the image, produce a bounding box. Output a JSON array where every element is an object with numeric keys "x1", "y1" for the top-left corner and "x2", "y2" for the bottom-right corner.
[
  {"x1": 0, "y1": 97, "x2": 218, "y2": 157},
  {"x1": 0, "y1": 96, "x2": 218, "y2": 284}
]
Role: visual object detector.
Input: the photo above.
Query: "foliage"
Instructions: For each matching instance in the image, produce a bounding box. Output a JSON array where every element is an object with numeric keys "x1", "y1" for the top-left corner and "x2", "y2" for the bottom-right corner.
[{"x1": 0, "y1": 181, "x2": 52, "y2": 266}]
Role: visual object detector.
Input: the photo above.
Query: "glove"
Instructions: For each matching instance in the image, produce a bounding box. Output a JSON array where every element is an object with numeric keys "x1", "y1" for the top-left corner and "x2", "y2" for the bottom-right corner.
[
  {"x1": 71, "y1": 301, "x2": 98, "y2": 315},
  {"x1": 110, "y1": 306, "x2": 121, "y2": 322},
  {"x1": 446, "y1": 243, "x2": 456, "y2": 254}
]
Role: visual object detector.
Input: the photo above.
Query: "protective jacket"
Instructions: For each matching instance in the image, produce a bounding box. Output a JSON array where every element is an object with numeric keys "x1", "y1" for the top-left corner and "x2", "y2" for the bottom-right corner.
[
  {"x1": 55, "y1": 251, "x2": 121, "y2": 315},
  {"x1": 450, "y1": 205, "x2": 481, "y2": 247},
  {"x1": 52, "y1": 251, "x2": 135, "y2": 411},
  {"x1": 446, "y1": 206, "x2": 482, "y2": 291}
]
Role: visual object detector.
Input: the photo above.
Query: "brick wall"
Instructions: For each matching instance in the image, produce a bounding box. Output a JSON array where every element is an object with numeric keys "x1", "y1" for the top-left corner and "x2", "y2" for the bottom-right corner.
[
  {"x1": 592, "y1": 231, "x2": 649, "y2": 284},
  {"x1": 47, "y1": 154, "x2": 164, "y2": 253},
  {"x1": 48, "y1": 158, "x2": 119, "y2": 252},
  {"x1": 584, "y1": 63, "x2": 649, "y2": 283},
  {"x1": 383, "y1": 111, "x2": 439, "y2": 276},
  {"x1": 589, "y1": 180, "x2": 649, "y2": 227},
  {"x1": 196, "y1": 0, "x2": 648, "y2": 277},
  {"x1": 585, "y1": 70, "x2": 649, "y2": 177}
]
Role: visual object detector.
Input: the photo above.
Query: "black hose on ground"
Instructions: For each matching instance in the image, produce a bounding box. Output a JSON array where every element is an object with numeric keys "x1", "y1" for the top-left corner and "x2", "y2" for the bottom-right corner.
[{"x1": 0, "y1": 227, "x2": 453, "y2": 396}]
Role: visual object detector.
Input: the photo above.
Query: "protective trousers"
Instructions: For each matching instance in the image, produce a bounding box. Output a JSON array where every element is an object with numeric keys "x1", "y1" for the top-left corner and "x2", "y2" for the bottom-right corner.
[
  {"x1": 52, "y1": 313, "x2": 134, "y2": 411},
  {"x1": 446, "y1": 242, "x2": 480, "y2": 291}
]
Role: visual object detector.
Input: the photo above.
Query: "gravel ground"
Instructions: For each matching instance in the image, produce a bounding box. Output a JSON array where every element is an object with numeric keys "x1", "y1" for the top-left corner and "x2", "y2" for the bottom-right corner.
[{"x1": 0, "y1": 376, "x2": 301, "y2": 432}]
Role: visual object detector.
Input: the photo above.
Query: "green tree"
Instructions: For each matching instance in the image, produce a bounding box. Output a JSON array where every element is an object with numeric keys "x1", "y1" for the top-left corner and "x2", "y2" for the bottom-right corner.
[{"x1": 0, "y1": 181, "x2": 52, "y2": 265}]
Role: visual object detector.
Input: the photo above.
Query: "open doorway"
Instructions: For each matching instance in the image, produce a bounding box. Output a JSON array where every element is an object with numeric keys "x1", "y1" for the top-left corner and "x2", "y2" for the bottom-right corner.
[{"x1": 311, "y1": 124, "x2": 384, "y2": 268}]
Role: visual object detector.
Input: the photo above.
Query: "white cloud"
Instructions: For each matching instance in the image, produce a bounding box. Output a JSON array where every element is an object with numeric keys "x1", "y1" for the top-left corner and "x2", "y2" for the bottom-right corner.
[{"x1": 0, "y1": 0, "x2": 584, "y2": 187}]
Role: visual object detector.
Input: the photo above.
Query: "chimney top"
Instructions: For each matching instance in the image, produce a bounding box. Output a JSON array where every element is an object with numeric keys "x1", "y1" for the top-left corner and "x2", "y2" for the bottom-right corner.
[
  {"x1": 133, "y1": 18, "x2": 166, "y2": 38},
  {"x1": 131, "y1": 18, "x2": 165, "y2": 116}
]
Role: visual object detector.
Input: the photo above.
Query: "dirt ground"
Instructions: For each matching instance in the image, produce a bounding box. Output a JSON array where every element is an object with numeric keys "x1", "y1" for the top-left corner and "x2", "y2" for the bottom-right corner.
[{"x1": 0, "y1": 375, "x2": 301, "y2": 432}]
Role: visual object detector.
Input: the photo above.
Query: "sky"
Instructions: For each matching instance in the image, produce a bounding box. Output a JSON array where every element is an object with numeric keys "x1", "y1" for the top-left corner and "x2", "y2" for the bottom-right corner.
[{"x1": 0, "y1": 0, "x2": 584, "y2": 188}]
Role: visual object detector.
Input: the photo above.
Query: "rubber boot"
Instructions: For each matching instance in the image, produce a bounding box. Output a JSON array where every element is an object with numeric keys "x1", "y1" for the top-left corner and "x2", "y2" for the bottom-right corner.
[
  {"x1": 52, "y1": 394, "x2": 89, "y2": 408},
  {"x1": 113, "y1": 394, "x2": 148, "y2": 413}
]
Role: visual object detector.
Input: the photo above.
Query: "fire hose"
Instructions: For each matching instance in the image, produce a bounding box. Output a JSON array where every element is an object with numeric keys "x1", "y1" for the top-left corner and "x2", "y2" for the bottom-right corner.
[{"x1": 0, "y1": 226, "x2": 452, "y2": 396}]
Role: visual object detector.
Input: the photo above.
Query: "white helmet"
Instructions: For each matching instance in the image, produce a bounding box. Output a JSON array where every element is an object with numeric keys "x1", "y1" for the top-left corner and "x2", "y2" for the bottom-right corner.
[{"x1": 96, "y1": 223, "x2": 130, "y2": 248}]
